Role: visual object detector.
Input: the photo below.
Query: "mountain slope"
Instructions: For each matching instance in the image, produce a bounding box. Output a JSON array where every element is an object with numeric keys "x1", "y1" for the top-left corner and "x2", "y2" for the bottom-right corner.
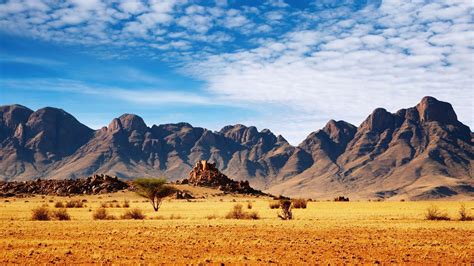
[
  {"x1": 0, "y1": 96, "x2": 472, "y2": 200},
  {"x1": 267, "y1": 97, "x2": 473, "y2": 200}
]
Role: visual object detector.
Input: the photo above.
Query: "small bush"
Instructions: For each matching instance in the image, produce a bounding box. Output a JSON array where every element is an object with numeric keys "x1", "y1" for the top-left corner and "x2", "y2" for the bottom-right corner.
[
  {"x1": 459, "y1": 204, "x2": 473, "y2": 221},
  {"x1": 100, "y1": 202, "x2": 109, "y2": 208},
  {"x1": 206, "y1": 214, "x2": 218, "y2": 220},
  {"x1": 247, "y1": 201, "x2": 252, "y2": 209},
  {"x1": 48, "y1": 199, "x2": 54, "y2": 203},
  {"x1": 121, "y1": 208, "x2": 146, "y2": 220},
  {"x1": 334, "y1": 196, "x2": 349, "y2": 202},
  {"x1": 169, "y1": 214, "x2": 182, "y2": 220},
  {"x1": 292, "y1": 198, "x2": 307, "y2": 209},
  {"x1": 54, "y1": 201, "x2": 64, "y2": 208},
  {"x1": 269, "y1": 201, "x2": 280, "y2": 209},
  {"x1": 123, "y1": 200, "x2": 130, "y2": 208},
  {"x1": 52, "y1": 209, "x2": 71, "y2": 220},
  {"x1": 425, "y1": 205, "x2": 450, "y2": 221},
  {"x1": 278, "y1": 200, "x2": 293, "y2": 220},
  {"x1": 65, "y1": 200, "x2": 83, "y2": 208},
  {"x1": 225, "y1": 204, "x2": 259, "y2": 220},
  {"x1": 32, "y1": 206, "x2": 51, "y2": 221},
  {"x1": 93, "y1": 208, "x2": 116, "y2": 220}
]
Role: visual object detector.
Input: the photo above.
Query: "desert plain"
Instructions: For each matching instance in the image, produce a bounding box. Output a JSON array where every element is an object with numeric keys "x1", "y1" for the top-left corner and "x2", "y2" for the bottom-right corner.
[{"x1": 1, "y1": 187, "x2": 473, "y2": 264}]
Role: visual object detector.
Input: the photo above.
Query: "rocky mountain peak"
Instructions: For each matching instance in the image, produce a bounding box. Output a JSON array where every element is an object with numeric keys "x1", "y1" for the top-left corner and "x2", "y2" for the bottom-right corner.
[
  {"x1": 416, "y1": 96, "x2": 458, "y2": 124},
  {"x1": 118, "y1": 114, "x2": 148, "y2": 132},
  {"x1": 0, "y1": 104, "x2": 33, "y2": 130},
  {"x1": 360, "y1": 108, "x2": 396, "y2": 133},
  {"x1": 322, "y1": 119, "x2": 357, "y2": 145}
]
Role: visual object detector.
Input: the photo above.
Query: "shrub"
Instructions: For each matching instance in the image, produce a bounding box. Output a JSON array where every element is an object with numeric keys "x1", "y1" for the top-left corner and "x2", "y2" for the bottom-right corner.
[
  {"x1": 100, "y1": 202, "x2": 109, "y2": 208},
  {"x1": 121, "y1": 208, "x2": 146, "y2": 220},
  {"x1": 93, "y1": 208, "x2": 116, "y2": 220},
  {"x1": 52, "y1": 209, "x2": 71, "y2": 220},
  {"x1": 54, "y1": 201, "x2": 64, "y2": 208},
  {"x1": 278, "y1": 200, "x2": 293, "y2": 220},
  {"x1": 169, "y1": 214, "x2": 182, "y2": 219},
  {"x1": 292, "y1": 198, "x2": 307, "y2": 209},
  {"x1": 459, "y1": 204, "x2": 473, "y2": 221},
  {"x1": 269, "y1": 201, "x2": 280, "y2": 209},
  {"x1": 334, "y1": 196, "x2": 349, "y2": 202},
  {"x1": 225, "y1": 204, "x2": 259, "y2": 220},
  {"x1": 247, "y1": 201, "x2": 252, "y2": 209},
  {"x1": 31, "y1": 206, "x2": 51, "y2": 221},
  {"x1": 206, "y1": 214, "x2": 218, "y2": 220},
  {"x1": 65, "y1": 200, "x2": 83, "y2": 208},
  {"x1": 123, "y1": 200, "x2": 130, "y2": 208},
  {"x1": 425, "y1": 205, "x2": 450, "y2": 221}
]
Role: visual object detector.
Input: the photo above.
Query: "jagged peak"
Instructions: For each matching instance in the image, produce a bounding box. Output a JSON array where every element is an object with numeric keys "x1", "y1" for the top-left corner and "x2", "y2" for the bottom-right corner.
[
  {"x1": 0, "y1": 104, "x2": 33, "y2": 129},
  {"x1": 118, "y1": 113, "x2": 148, "y2": 132},
  {"x1": 359, "y1": 107, "x2": 396, "y2": 133},
  {"x1": 416, "y1": 96, "x2": 458, "y2": 124}
]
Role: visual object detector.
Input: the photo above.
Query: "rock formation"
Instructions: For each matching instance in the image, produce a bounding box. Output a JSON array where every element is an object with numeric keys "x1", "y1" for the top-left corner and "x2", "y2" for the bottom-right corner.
[
  {"x1": 179, "y1": 160, "x2": 263, "y2": 195},
  {"x1": 0, "y1": 174, "x2": 129, "y2": 196}
]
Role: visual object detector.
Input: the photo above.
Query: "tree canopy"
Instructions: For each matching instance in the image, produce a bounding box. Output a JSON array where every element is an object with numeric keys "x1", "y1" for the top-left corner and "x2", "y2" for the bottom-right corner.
[{"x1": 133, "y1": 178, "x2": 176, "y2": 212}]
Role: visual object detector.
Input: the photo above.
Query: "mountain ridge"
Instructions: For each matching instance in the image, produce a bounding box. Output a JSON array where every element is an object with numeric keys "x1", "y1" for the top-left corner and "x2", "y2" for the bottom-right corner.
[{"x1": 0, "y1": 96, "x2": 472, "y2": 200}]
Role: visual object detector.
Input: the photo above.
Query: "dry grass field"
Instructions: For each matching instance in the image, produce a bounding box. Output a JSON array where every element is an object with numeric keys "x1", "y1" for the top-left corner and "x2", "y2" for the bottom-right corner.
[{"x1": 1, "y1": 190, "x2": 473, "y2": 264}]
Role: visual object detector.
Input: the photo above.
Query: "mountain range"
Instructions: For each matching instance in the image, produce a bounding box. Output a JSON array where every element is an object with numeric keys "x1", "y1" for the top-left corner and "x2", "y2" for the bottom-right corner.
[{"x1": 0, "y1": 96, "x2": 472, "y2": 200}]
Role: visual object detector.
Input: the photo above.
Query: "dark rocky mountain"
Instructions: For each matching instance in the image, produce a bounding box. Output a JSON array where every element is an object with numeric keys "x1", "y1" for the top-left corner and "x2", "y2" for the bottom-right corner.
[{"x1": 0, "y1": 96, "x2": 472, "y2": 200}]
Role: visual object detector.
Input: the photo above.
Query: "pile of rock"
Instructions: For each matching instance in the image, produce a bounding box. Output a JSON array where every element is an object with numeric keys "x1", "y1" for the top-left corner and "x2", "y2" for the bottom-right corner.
[
  {"x1": 0, "y1": 174, "x2": 129, "y2": 196},
  {"x1": 177, "y1": 160, "x2": 263, "y2": 195}
]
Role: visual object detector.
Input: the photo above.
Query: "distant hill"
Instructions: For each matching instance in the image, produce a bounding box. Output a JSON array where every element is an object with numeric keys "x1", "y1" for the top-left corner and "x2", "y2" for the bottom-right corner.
[{"x1": 0, "y1": 96, "x2": 472, "y2": 200}]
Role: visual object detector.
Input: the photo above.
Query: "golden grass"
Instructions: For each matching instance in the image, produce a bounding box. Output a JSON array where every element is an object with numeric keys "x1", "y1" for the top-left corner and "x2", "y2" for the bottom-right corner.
[{"x1": 0, "y1": 192, "x2": 473, "y2": 264}]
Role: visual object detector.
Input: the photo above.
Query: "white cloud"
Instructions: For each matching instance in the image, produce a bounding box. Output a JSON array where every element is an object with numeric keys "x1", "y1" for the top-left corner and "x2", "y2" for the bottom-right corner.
[
  {"x1": 182, "y1": 0, "x2": 474, "y2": 144},
  {"x1": 0, "y1": 0, "x2": 472, "y2": 144}
]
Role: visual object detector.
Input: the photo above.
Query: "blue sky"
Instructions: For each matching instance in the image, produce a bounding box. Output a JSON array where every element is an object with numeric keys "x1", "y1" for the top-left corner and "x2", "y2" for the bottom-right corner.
[{"x1": 0, "y1": 0, "x2": 473, "y2": 144}]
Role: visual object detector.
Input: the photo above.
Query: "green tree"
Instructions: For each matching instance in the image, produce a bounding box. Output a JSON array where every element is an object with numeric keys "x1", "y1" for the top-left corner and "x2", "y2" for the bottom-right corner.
[{"x1": 133, "y1": 178, "x2": 176, "y2": 212}]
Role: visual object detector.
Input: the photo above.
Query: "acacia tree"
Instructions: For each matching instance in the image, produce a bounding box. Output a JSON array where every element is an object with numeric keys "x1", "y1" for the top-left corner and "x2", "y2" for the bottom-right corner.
[{"x1": 133, "y1": 178, "x2": 176, "y2": 212}]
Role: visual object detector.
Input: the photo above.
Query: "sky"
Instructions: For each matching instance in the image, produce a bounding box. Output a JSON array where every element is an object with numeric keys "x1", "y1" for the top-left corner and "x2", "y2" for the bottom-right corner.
[{"x1": 0, "y1": 0, "x2": 473, "y2": 145}]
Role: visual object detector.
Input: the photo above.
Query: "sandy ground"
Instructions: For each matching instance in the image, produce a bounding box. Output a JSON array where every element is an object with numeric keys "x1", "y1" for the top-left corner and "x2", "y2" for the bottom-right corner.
[{"x1": 1, "y1": 192, "x2": 473, "y2": 264}]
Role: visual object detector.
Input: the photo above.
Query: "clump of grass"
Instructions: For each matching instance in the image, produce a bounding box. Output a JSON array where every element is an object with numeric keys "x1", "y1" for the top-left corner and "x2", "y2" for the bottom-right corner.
[
  {"x1": 123, "y1": 200, "x2": 130, "y2": 208},
  {"x1": 206, "y1": 214, "x2": 218, "y2": 220},
  {"x1": 31, "y1": 206, "x2": 51, "y2": 221},
  {"x1": 278, "y1": 200, "x2": 293, "y2": 220},
  {"x1": 65, "y1": 200, "x2": 83, "y2": 208},
  {"x1": 54, "y1": 201, "x2": 64, "y2": 208},
  {"x1": 169, "y1": 214, "x2": 182, "y2": 220},
  {"x1": 269, "y1": 201, "x2": 280, "y2": 209},
  {"x1": 225, "y1": 204, "x2": 259, "y2": 220},
  {"x1": 92, "y1": 208, "x2": 116, "y2": 220},
  {"x1": 52, "y1": 208, "x2": 71, "y2": 220},
  {"x1": 459, "y1": 204, "x2": 473, "y2": 221},
  {"x1": 121, "y1": 208, "x2": 146, "y2": 220},
  {"x1": 425, "y1": 205, "x2": 450, "y2": 221},
  {"x1": 292, "y1": 198, "x2": 307, "y2": 209}
]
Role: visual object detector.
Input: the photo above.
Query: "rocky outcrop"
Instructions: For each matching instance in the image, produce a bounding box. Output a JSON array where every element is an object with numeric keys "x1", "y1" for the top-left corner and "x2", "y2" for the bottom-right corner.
[
  {"x1": 178, "y1": 160, "x2": 264, "y2": 195},
  {"x1": 0, "y1": 174, "x2": 129, "y2": 196}
]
